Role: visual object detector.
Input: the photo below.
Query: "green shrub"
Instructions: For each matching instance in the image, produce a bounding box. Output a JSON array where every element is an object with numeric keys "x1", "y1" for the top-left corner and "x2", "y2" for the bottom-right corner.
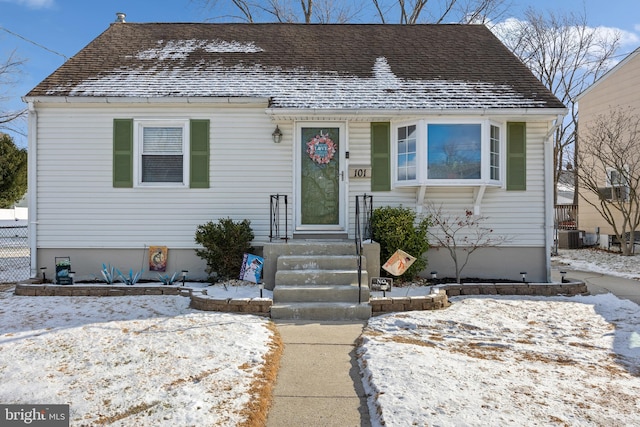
[
  {"x1": 195, "y1": 218, "x2": 255, "y2": 281},
  {"x1": 371, "y1": 206, "x2": 431, "y2": 280}
]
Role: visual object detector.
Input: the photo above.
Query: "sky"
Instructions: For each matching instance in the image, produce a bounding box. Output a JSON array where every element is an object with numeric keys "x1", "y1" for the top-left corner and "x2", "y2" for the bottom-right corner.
[{"x1": 1, "y1": 0, "x2": 639, "y2": 148}]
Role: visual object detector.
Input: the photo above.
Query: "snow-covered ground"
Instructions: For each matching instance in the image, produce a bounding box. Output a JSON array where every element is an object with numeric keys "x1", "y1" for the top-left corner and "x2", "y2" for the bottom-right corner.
[
  {"x1": 1, "y1": 248, "x2": 640, "y2": 426},
  {"x1": 359, "y1": 248, "x2": 640, "y2": 426},
  {"x1": 359, "y1": 294, "x2": 640, "y2": 426},
  {"x1": 554, "y1": 248, "x2": 640, "y2": 280},
  {"x1": 0, "y1": 292, "x2": 276, "y2": 426}
]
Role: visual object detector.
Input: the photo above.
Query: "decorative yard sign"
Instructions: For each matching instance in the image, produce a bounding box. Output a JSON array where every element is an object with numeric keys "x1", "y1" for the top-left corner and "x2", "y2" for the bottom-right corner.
[
  {"x1": 349, "y1": 165, "x2": 372, "y2": 179},
  {"x1": 382, "y1": 249, "x2": 417, "y2": 276},
  {"x1": 370, "y1": 277, "x2": 393, "y2": 291},
  {"x1": 149, "y1": 246, "x2": 168, "y2": 272},
  {"x1": 239, "y1": 253, "x2": 264, "y2": 284}
]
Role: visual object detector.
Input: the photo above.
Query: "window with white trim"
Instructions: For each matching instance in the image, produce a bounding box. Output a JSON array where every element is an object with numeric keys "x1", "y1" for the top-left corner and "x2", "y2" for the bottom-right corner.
[
  {"x1": 135, "y1": 121, "x2": 189, "y2": 186},
  {"x1": 604, "y1": 167, "x2": 630, "y2": 201},
  {"x1": 490, "y1": 125, "x2": 500, "y2": 181},
  {"x1": 397, "y1": 124, "x2": 417, "y2": 182},
  {"x1": 392, "y1": 120, "x2": 503, "y2": 186}
]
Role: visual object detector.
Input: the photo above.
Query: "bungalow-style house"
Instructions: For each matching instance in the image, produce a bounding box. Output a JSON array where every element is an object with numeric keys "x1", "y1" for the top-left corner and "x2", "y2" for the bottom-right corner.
[
  {"x1": 576, "y1": 47, "x2": 640, "y2": 250},
  {"x1": 24, "y1": 15, "x2": 565, "y2": 317}
]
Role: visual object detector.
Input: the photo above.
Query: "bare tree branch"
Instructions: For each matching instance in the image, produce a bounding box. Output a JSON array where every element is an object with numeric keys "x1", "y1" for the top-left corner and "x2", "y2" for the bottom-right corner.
[
  {"x1": 197, "y1": 0, "x2": 508, "y2": 24},
  {"x1": 576, "y1": 107, "x2": 640, "y2": 255},
  {"x1": 0, "y1": 50, "x2": 27, "y2": 133},
  {"x1": 426, "y1": 204, "x2": 508, "y2": 283},
  {"x1": 494, "y1": 8, "x2": 621, "y2": 205}
]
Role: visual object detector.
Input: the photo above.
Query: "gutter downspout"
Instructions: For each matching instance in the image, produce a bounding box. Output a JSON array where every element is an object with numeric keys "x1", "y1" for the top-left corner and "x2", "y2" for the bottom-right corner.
[
  {"x1": 544, "y1": 114, "x2": 564, "y2": 282},
  {"x1": 27, "y1": 101, "x2": 38, "y2": 279}
]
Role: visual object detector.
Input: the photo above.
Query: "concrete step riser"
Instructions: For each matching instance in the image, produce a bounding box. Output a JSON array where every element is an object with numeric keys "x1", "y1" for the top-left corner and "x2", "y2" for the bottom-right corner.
[
  {"x1": 276, "y1": 270, "x2": 368, "y2": 287},
  {"x1": 272, "y1": 247, "x2": 372, "y2": 320},
  {"x1": 270, "y1": 303, "x2": 372, "y2": 321},
  {"x1": 277, "y1": 255, "x2": 366, "y2": 271},
  {"x1": 274, "y1": 285, "x2": 370, "y2": 303},
  {"x1": 272, "y1": 242, "x2": 358, "y2": 257}
]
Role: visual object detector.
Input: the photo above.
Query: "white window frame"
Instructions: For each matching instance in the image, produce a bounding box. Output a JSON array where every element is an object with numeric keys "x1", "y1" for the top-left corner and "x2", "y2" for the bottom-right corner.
[
  {"x1": 605, "y1": 166, "x2": 630, "y2": 201},
  {"x1": 391, "y1": 119, "x2": 504, "y2": 188},
  {"x1": 133, "y1": 119, "x2": 190, "y2": 188}
]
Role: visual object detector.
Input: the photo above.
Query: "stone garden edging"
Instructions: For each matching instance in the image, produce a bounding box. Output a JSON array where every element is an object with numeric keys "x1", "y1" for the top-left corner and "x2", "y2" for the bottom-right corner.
[{"x1": 13, "y1": 280, "x2": 588, "y2": 317}]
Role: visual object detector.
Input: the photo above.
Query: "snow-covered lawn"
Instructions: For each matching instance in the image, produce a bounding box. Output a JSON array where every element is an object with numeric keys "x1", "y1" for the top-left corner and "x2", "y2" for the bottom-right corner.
[
  {"x1": 0, "y1": 291, "x2": 279, "y2": 426},
  {"x1": 2, "y1": 248, "x2": 640, "y2": 426},
  {"x1": 359, "y1": 294, "x2": 640, "y2": 426}
]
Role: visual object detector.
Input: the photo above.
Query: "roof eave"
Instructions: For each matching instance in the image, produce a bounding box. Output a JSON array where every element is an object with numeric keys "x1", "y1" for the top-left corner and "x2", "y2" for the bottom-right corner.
[
  {"x1": 22, "y1": 96, "x2": 271, "y2": 105},
  {"x1": 266, "y1": 107, "x2": 568, "y2": 119}
]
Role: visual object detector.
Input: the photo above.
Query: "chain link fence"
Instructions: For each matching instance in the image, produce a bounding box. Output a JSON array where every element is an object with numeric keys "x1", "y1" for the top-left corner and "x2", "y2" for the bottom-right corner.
[{"x1": 0, "y1": 225, "x2": 30, "y2": 284}]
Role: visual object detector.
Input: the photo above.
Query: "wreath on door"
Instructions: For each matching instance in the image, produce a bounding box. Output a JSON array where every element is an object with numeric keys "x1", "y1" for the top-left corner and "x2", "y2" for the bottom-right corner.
[{"x1": 306, "y1": 131, "x2": 336, "y2": 165}]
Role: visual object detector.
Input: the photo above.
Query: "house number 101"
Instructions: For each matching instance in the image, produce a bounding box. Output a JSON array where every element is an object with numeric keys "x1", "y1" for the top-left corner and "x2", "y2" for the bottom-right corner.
[{"x1": 349, "y1": 166, "x2": 371, "y2": 179}]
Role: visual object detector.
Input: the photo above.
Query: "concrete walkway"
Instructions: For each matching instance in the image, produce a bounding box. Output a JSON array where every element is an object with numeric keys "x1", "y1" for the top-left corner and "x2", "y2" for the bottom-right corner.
[
  {"x1": 266, "y1": 321, "x2": 371, "y2": 427},
  {"x1": 551, "y1": 265, "x2": 640, "y2": 305}
]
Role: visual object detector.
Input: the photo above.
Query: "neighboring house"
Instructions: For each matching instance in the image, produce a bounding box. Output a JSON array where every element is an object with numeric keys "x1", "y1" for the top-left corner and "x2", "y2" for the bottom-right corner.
[
  {"x1": 24, "y1": 16, "x2": 566, "y2": 284},
  {"x1": 576, "y1": 47, "x2": 640, "y2": 249}
]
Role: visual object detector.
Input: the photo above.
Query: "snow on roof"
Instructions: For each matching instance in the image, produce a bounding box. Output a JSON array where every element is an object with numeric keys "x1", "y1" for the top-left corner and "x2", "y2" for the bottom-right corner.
[
  {"x1": 136, "y1": 39, "x2": 264, "y2": 60},
  {"x1": 27, "y1": 23, "x2": 566, "y2": 111},
  {"x1": 57, "y1": 58, "x2": 547, "y2": 109}
]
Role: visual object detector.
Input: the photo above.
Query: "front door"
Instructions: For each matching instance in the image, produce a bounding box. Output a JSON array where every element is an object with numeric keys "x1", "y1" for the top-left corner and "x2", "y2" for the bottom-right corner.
[{"x1": 296, "y1": 123, "x2": 346, "y2": 233}]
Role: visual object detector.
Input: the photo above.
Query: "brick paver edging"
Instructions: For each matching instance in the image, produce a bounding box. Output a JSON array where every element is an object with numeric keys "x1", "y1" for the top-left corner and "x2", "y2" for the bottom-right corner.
[
  {"x1": 440, "y1": 281, "x2": 588, "y2": 297},
  {"x1": 13, "y1": 281, "x2": 587, "y2": 317},
  {"x1": 14, "y1": 283, "x2": 190, "y2": 297},
  {"x1": 370, "y1": 291, "x2": 451, "y2": 314}
]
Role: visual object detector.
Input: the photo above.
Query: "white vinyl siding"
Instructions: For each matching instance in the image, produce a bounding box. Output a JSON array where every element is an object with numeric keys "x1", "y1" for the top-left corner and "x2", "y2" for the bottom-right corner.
[
  {"x1": 34, "y1": 103, "x2": 292, "y2": 248},
  {"x1": 34, "y1": 103, "x2": 549, "y2": 249}
]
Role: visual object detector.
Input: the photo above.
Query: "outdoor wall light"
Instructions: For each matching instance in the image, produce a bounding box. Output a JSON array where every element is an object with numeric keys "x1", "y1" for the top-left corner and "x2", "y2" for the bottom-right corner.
[
  {"x1": 560, "y1": 271, "x2": 567, "y2": 283},
  {"x1": 272, "y1": 125, "x2": 283, "y2": 143},
  {"x1": 181, "y1": 270, "x2": 188, "y2": 287},
  {"x1": 520, "y1": 272, "x2": 527, "y2": 282}
]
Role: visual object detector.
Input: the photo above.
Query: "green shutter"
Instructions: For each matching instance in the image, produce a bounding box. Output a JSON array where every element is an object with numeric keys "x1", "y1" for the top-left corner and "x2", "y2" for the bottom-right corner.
[
  {"x1": 507, "y1": 122, "x2": 526, "y2": 191},
  {"x1": 113, "y1": 119, "x2": 133, "y2": 188},
  {"x1": 190, "y1": 119, "x2": 210, "y2": 188},
  {"x1": 371, "y1": 122, "x2": 391, "y2": 191}
]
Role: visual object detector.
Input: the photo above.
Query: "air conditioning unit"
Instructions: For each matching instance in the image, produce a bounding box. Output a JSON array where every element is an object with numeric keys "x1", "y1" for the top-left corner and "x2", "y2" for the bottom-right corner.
[{"x1": 558, "y1": 230, "x2": 581, "y2": 249}]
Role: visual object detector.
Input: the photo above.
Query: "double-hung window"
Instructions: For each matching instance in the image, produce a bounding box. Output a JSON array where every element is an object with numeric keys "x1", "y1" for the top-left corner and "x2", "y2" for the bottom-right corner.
[
  {"x1": 137, "y1": 121, "x2": 188, "y2": 186},
  {"x1": 113, "y1": 118, "x2": 210, "y2": 189},
  {"x1": 393, "y1": 120, "x2": 504, "y2": 187}
]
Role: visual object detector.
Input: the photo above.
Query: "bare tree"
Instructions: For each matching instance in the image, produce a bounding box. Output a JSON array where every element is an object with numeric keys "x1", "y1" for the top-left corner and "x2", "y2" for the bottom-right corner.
[
  {"x1": 196, "y1": 0, "x2": 507, "y2": 24},
  {"x1": 0, "y1": 50, "x2": 26, "y2": 135},
  {"x1": 576, "y1": 107, "x2": 640, "y2": 256},
  {"x1": 197, "y1": 0, "x2": 361, "y2": 23},
  {"x1": 426, "y1": 204, "x2": 508, "y2": 283},
  {"x1": 493, "y1": 8, "x2": 621, "y2": 205},
  {"x1": 372, "y1": 0, "x2": 507, "y2": 24}
]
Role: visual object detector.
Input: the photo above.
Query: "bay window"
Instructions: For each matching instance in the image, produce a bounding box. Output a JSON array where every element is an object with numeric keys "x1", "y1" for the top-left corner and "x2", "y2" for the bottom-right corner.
[{"x1": 393, "y1": 120, "x2": 504, "y2": 186}]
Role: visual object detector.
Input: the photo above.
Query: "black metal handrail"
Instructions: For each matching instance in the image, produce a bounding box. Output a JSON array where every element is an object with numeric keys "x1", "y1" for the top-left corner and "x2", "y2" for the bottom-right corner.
[
  {"x1": 355, "y1": 194, "x2": 373, "y2": 303},
  {"x1": 269, "y1": 194, "x2": 289, "y2": 242}
]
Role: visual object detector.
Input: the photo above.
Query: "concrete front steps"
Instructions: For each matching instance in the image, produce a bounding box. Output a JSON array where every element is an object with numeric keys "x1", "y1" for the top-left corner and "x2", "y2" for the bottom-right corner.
[{"x1": 270, "y1": 243, "x2": 372, "y2": 320}]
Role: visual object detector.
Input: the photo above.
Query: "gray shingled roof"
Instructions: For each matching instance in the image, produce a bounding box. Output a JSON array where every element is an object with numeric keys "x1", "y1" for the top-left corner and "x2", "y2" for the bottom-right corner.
[{"x1": 26, "y1": 23, "x2": 566, "y2": 111}]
